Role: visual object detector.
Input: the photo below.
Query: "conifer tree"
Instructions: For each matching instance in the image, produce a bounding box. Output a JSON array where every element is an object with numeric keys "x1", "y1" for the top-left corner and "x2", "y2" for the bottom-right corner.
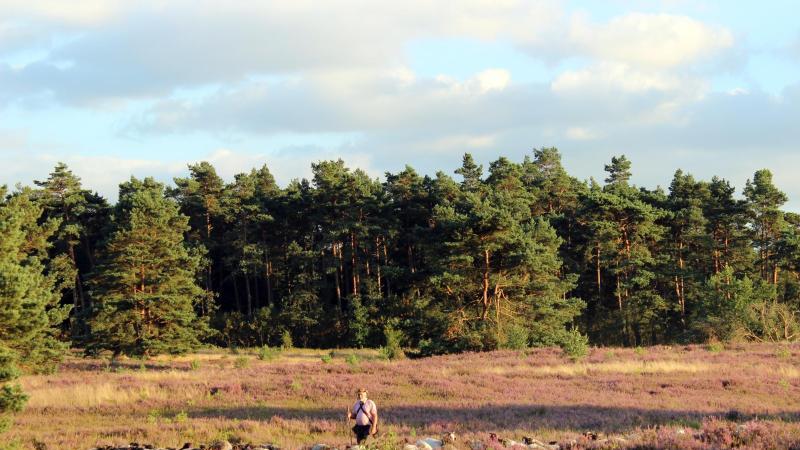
[
  {"x1": 33, "y1": 163, "x2": 108, "y2": 341},
  {"x1": 88, "y1": 177, "x2": 207, "y2": 356},
  {"x1": 744, "y1": 169, "x2": 788, "y2": 284},
  {"x1": 0, "y1": 187, "x2": 71, "y2": 431},
  {"x1": 425, "y1": 157, "x2": 583, "y2": 352},
  {"x1": 665, "y1": 170, "x2": 710, "y2": 329},
  {"x1": 578, "y1": 156, "x2": 667, "y2": 345},
  {"x1": 170, "y1": 162, "x2": 224, "y2": 316}
]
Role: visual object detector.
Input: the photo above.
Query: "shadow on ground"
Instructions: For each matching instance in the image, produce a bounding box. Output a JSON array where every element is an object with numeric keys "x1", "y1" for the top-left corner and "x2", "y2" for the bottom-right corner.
[{"x1": 189, "y1": 403, "x2": 800, "y2": 432}]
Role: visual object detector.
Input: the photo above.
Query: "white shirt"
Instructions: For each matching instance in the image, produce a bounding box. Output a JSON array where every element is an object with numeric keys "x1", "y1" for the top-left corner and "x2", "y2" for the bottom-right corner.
[{"x1": 352, "y1": 399, "x2": 376, "y2": 426}]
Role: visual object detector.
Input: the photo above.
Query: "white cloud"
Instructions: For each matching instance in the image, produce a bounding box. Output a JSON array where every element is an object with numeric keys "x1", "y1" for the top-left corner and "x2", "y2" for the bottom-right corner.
[
  {"x1": 568, "y1": 12, "x2": 734, "y2": 68},
  {"x1": 128, "y1": 67, "x2": 527, "y2": 136},
  {"x1": 0, "y1": 0, "x2": 563, "y2": 105},
  {"x1": 565, "y1": 127, "x2": 598, "y2": 141},
  {"x1": 551, "y1": 62, "x2": 685, "y2": 93},
  {"x1": 476, "y1": 69, "x2": 511, "y2": 93},
  {"x1": 0, "y1": 0, "x2": 123, "y2": 26}
]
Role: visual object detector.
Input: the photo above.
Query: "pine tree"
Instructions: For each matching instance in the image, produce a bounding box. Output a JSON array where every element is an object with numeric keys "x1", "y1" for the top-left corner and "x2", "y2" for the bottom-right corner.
[
  {"x1": 424, "y1": 157, "x2": 583, "y2": 352},
  {"x1": 169, "y1": 162, "x2": 225, "y2": 316},
  {"x1": 0, "y1": 187, "x2": 71, "y2": 432},
  {"x1": 33, "y1": 162, "x2": 108, "y2": 341},
  {"x1": 578, "y1": 156, "x2": 667, "y2": 345},
  {"x1": 744, "y1": 169, "x2": 788, "y2": 284},
  {"x1": 88, "y1": 177, "x2": 208, "y2": 357},
  {"x1": 665, "y1": 170, "x2": 710, "y2": 330}
]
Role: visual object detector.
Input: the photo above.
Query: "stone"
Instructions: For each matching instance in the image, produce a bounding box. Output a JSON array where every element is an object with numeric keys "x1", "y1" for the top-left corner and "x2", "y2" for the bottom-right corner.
[{"x1": 210, "y1": 441, "x2": 233, "y2": 450}]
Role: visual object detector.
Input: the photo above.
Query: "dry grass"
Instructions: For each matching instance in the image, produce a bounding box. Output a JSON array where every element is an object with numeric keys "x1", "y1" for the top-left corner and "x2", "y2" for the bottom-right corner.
[
  {"x1": 7, "y1": 343, "x2": 800, "y2": 449},
  {"x1": 480, "y1": 360, "x2": 711, "y2": 377}
]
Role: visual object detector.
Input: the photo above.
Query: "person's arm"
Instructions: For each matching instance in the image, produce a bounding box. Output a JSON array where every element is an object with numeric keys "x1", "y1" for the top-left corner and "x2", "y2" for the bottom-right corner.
[
  {"x1": 346, "y1": 405, "x2": 353, "y2": 420},
  {"x1": 370, "y1": 403, "x2": 378, "y2": 434}
]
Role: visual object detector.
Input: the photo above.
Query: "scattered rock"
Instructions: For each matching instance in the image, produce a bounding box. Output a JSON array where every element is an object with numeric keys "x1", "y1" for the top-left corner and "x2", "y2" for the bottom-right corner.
[{"x1": 467, "y1": 440, "x2": 485, "y2": 450}]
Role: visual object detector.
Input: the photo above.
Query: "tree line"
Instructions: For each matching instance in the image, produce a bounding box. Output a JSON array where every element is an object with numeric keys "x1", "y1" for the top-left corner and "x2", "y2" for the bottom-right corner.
[
  {"x1": 4, "y1": 148, "x2": 800, "y2": 428},
  {"x1": 3, "y1": 149, "x2": 800, "y2": 412}
]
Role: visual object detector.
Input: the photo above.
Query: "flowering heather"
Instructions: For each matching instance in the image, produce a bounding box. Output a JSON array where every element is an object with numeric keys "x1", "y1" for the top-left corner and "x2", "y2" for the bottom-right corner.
[{"x1": 8, "y1": 344, "x2": 800, "y2": 449}]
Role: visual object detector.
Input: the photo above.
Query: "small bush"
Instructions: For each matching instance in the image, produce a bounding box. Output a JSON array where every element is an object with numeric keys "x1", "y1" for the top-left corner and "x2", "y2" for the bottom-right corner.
[
  {"x1": 258, "y1": 345, "x2": 279, "y2": 361},
  {"x1": 707, "y1": 341, "x2": 725, "y2": 353},
  {"x1": 503, "y1": 324, "x2": 529, "y2": 350},
  {"x1": 776, "y1": 345, "x2": 792, "y2": 359},
  {"x1": 174, "y1": 411, "x2": 188, "y2": 423},
  {"x1": 147, "y1": 409, "x2": 161, "y2": 424},
  {"x1": 280, "y1": 330, "x2": 294, "y2": 350},
  {"x1": 320, "y1": 354, "x2": 332, "y2": 363},
  {"x1": 382, "y1": 324, "x2": 406, "y2": 360},
  {"x1": 189, "y1": 359, "x2": 201, "y2": 371},
  {"x1": 634, "y1": 346, "x2": 646, "y2": 356},
  {"x1": 345, "y1": 353, "x2": 359, "y2": 367},
  {"x1": 234, "y1": 356, "x2": 250, "y2": 369},
  {"x1": 559, "y1": 328, "x2": 589, "y2": 361}
]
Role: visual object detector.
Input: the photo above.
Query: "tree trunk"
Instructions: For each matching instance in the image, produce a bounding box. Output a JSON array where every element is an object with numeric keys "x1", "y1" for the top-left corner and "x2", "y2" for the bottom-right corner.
[
  {"x1": 383, "y1": 241, "x2": 391, "y2": 297},
  {"x1": 351, "y1": 232, "x2": 358, "y2": 297},
  {"x1": 596, "y1": 245, "x2": 602, "y2": 295},
  {"x1": 264, "y1": 247, "x2": 273, "y2": 307},
  {"x1": 334, "y1": 242, "x2": 343, "y2": 309},
  {"x1": 375, "y1": 236, "x2": 382, "y2": 297},
  {"x1": 482, "y1": 249, "x2": 490, "y2": 321}
]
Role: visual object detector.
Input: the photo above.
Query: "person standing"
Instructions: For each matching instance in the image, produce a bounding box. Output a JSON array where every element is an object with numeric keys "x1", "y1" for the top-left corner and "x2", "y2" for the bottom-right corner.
[{"x1": 347, "y1": 387, "x2": 378, "y2": 444}]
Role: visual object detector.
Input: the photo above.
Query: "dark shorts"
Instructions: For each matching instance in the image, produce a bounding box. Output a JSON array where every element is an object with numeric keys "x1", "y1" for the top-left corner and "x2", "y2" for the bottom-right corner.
[{"x1": 352, "y1": 424, "x2": 371, "y2": 443}]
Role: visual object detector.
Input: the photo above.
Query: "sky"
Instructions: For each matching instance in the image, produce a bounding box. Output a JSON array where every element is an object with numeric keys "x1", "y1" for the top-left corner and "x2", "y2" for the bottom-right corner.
[{"x1": 1, "y1": 0, "x2": 799, "y2": 207}]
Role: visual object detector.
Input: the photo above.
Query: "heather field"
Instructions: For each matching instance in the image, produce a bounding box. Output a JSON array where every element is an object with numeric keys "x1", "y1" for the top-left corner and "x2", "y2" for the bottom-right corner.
[{"x1": 9, "y1": 343, "x2": 800, "y2": 449}]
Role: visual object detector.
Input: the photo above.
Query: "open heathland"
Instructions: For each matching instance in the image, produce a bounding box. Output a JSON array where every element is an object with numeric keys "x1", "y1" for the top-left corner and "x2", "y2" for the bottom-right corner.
[{"x1": 8, "y1": 343, "x2": 800, "y2": 449}]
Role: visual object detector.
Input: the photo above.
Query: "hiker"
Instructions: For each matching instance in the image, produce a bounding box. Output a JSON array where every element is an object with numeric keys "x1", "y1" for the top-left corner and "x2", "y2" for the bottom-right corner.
[{"x1": 347, "y1": 387, "x2": 378, "y2": 444}]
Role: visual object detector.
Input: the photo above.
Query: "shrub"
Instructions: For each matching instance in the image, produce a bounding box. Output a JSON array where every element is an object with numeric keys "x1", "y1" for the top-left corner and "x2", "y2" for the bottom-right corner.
[
  {"x1": 503, "y1": 324, "x2": 529, "y2": 350},
  {"x1": 382, "y1": 324, "x2": 405, "y2": 360},
  {"x1": 258, "y1": 345, "x2": 279, "y2": 361},
  {"x1": 706, "y1": 340, "x2": 724, "y2": 353},
  {"x1": 776, "y1": 345, "x2": 792, "y2": 359},
  {"x1": 280, "y1": 330, "x2": 294, "y2": 350},
  {"x1": 559, "y1": 328, "x2": 589, "y2": 361},
  {"x1": 189, "y1": 359, "x2": 201, "y2": 371},
  {"x1": 234, "y1": 356, "x2": 250, "y2": 369},
  {"x1": 174, "y1": 411, "x2": 188, "y2": 423},
  {"x1": 320, "y1": 354, "x2": 332, "y2": 364},
  {"x1": 345, "y1": 353, "x2": 359, "y2": 367}
]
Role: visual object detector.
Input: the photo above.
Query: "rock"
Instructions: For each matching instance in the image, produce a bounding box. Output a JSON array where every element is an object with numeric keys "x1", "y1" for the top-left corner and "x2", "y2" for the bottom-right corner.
[
  {"x1": 311, "y1": 445, "x2": 330, "y2": 450},
  {"x1": 403, "y1": 445, "x2": 419, "y2": 450},
  {"x1": 441, "y1": 432, "x2": 457, "y2": 444},
  {"x1": 467, "y1": 441, "x2": 485, "y2": 450},
  {"x1": 415, "y1": 440, "x2": 434, "y2": 450},
  {"x1": 210, "y1": 441, "x2": 233, "y2": 450},
  {"x1": 500, "y1": 438, "x2": 520, "y2": 447}
]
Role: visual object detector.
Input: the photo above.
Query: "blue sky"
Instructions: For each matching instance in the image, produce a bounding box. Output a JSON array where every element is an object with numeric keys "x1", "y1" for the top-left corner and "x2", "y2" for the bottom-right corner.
[{"x1": 1, "y1": 0, "x2": 799, "y2": 208}]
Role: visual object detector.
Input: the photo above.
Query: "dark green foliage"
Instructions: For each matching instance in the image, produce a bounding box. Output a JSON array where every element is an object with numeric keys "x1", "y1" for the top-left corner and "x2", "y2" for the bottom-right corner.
[
  {"x1": 560, "y1": 328, "x2": 589, "y2": 361},
  {"x1": 381, "y1": 323, "x2": 405, "y2": 360},
  {"x1": 87, "y1": 178, "x2": 208, "y2": 357},
  {"x1": 5, "y1": 149, "x2": 800, "y2": 361},
  {"x1": 0, "y1": 187, "x2": 70, "y2": 433},
  {"x1": 33, "y1": 163, "x2": 109, "y2": 342}
]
